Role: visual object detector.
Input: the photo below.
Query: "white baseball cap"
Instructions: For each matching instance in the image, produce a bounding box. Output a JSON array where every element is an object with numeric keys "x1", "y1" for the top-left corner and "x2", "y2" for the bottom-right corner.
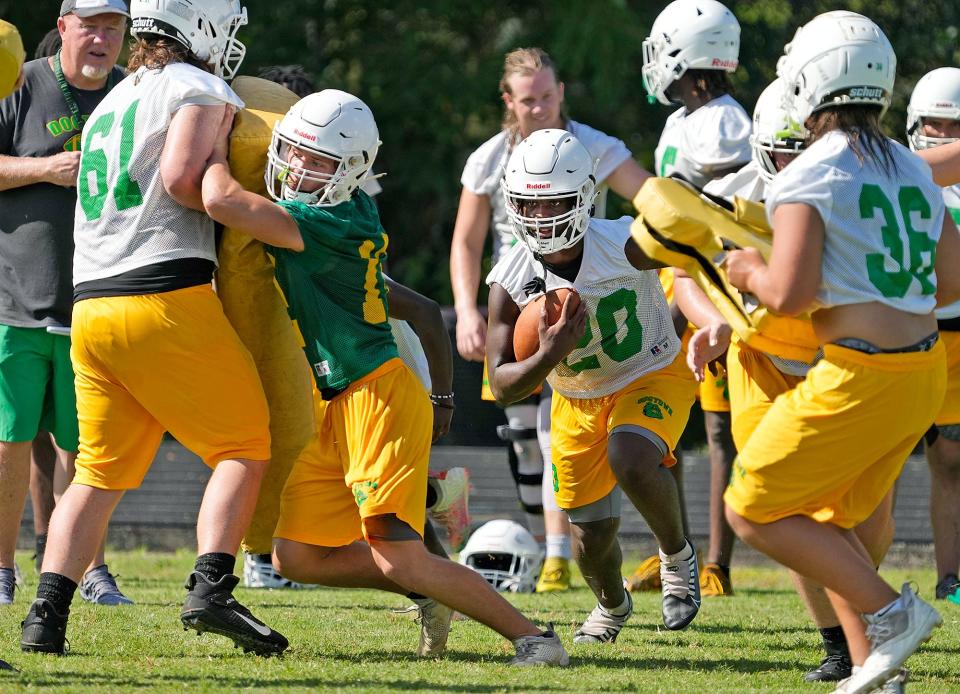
[{"x1": 60, "y1": 0, "x2": 130, "y2": 18}]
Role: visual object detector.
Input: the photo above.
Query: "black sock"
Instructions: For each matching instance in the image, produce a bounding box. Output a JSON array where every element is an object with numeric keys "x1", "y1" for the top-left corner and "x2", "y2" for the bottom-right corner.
[
  {"x1": 194, "y1": 553, "x2": 236, "y2": 583},
  {"x1": 407, "y1": 591, "x2": 428, "y2": 601},
  {"x1": 255, "y1": 553, "x2": 272, "y2": 564},
  {"x1": 716, "y1": 563, "x2": 730, "y2": 579},
  {"x1": 820, "y1": 626, "x2": 849, "y2": 657},
  {"x1": 37, "y1": 572, "x2": 77, "y2": 614},
  {"x1": 425, "y1": 483, "x2": 438, "y2": 509}
]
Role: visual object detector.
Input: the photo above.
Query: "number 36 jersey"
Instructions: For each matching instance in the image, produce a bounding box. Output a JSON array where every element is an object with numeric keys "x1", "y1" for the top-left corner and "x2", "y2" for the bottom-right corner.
[
  {"x1": 73, "y1": 64, "x2": 244, "y2": 285},
  {"x1": 487, "y1": 217, "x2": 679, "y2": 399},
  {"x1": 767, "y1": 130, "x2": 945, "y2": 314}
]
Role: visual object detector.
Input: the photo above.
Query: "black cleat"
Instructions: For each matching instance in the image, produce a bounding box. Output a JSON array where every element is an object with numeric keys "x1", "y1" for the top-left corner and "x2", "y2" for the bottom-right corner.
[
  {"x1": 180, "y1": 572, "x2": 288, "y2": 656},
  {"x1": 804, "y1": 653, "x2": 853, "y2": 682},
  {"x1": 935, "y1": 573, "x2": 959, "y2": 601},
  {"x1": 20, "y1": 599, "x2": 68, "y2": 655}
]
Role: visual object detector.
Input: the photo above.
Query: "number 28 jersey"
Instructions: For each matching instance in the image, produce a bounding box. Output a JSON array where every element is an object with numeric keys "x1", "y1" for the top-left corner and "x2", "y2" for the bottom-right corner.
[
  {"x1": 766, "y1": 130, "x2": 945, "y2": 314},
  {"x1": 73, "y1": 64, "x2": 244, "y2": 285},
  {"x1": 487, "y1": 217, "x2": 679, "y2": 399}
]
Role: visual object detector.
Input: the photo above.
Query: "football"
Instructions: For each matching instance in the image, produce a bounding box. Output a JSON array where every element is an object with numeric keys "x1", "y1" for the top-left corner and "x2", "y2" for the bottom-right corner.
[{"x1": 513, "y1": 287, "x2": 581, "y2": 362}]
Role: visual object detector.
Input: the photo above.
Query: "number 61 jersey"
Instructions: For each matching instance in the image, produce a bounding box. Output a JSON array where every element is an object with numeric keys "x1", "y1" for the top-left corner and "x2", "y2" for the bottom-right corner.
[
  {"x1": 73, "y1": 63, "x2": 244, "y2": 286},
  {"x1": 765, "y1": 130, "x2": 945, "y2": 314},
  {"x1": 487, "y1": 217, "x2": 680, "y2": 399}
]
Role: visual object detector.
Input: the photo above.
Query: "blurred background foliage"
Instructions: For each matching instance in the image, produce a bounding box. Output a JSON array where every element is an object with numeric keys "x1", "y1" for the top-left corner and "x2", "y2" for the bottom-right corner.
[{"x1": 5, "y1": 1, "x2": 960, "y2": 302}]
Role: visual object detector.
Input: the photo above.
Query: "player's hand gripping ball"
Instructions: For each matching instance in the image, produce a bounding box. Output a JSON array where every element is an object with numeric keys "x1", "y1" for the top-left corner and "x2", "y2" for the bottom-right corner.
[{"x1": 513, "y1": 288, "x2": 581, "y2": 362}]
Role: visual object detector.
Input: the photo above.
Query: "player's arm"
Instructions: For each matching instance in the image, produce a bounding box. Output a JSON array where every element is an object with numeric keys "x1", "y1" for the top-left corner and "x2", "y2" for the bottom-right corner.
[
  {"x1": 674, "y1": 269, "x2": 732, "y2": 382},
  {"x1": 385, "y1": 278, "x2": 454, "y2": 441},
  {"x1": 201, "y1": 109, "x2": 304, "y2": 251},
  {"x1": 449, "y1": 187, "x2": 492, "y2": 362},
  {"x1": 161, "y1": 103, "x2": 234, "y2": 211},
  {"x1": 0, "y1": 152, "x2": 81, "y2": 191},
  {"x1": 604, "y1": 158, "x2": 653, "y2": 200},
  {"x1": 623, "y1": 236, "x2": 666, "y2": 271},
  {"x1": 936, "y1": 212, "x2": 960, "y2": 306},
  {"x1": 918, "y1": 140, "x2": 960, "y2": 187},
  {"x1": 725, "y1": 202, "x2": 823, "y2": 316},
  {"x1": 486, "y1": 282, "x2": 586, "y2": 405}
]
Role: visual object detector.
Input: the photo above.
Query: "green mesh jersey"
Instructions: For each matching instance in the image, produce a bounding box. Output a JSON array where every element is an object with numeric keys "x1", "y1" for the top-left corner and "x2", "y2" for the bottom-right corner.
[{"x1": 270, "y1": 192, "x2": 397, "y2": 393}]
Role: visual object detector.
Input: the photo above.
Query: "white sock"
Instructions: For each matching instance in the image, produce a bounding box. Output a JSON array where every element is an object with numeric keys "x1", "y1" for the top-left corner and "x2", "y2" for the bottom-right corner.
[
  {"x1": 606, "y1": 593, "x2": 631, "y2": 616},
  {"x1": 659, "y1": 539, "x2": 693, "y2": 564},
  {"x1": 546, "y1": 533, "x2": 571, "y2": 560}
]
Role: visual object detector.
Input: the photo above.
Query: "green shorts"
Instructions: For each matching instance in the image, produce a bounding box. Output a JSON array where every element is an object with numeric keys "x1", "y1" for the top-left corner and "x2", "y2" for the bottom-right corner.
[{"x1": 0, "y1": 324, "x2": 79, "y2": 451}]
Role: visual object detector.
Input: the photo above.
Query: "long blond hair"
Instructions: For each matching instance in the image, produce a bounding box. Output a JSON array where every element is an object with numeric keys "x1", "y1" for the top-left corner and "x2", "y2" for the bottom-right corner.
[{"x1": 499, "y1": 47, "x2": 567, "y2": 141}]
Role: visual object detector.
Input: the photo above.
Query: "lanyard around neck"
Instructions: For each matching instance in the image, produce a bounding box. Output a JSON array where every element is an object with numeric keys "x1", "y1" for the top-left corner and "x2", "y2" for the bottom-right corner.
[{"x1": 52, "y1": 51, "x2": 119, "y2": 132}]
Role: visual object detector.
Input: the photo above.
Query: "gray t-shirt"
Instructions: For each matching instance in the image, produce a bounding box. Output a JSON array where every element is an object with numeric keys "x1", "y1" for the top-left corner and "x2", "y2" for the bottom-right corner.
[{"x1": 0, "y1": 58, "x2": 124, "y2": 327}]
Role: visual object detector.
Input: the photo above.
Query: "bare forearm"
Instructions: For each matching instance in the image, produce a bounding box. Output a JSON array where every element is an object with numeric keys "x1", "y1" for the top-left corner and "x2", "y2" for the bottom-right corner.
[
  {"x1": 449, "y1": 243, "x2": 482, "y2": 313},
  {"x1": 674, "y1": 273, "x2": 725, "y2": 329},
  {"x1": 0, "y1": 155, "x2": 62, "y2": 190},
  {"x1": 491, "y1": 353, "x2": 556, "y2": 405}
]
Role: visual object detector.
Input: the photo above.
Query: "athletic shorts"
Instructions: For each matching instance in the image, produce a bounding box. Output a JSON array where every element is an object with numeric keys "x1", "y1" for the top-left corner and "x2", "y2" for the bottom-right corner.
[
  {"x1": 936, "y1": 330, "x2": 960, "y2": 426},
  {"x1": 725, "y1": 340, "x2": 946, "y2": 528},
  {"x1": 70, "y1": 284, "x2": 271, "y2": 490},
  {"x1": 274, "y1": 358, "x2": 432, "y2": 547},
  {"x1": 550, "y1": 350, "x2": 695, "y2": 511},
  {"x1": 0, "y1": 324, "x2": 78, "y2": 450},
  {"x1": 726, "y1": 339, "x2": 805, "y2": 453}
]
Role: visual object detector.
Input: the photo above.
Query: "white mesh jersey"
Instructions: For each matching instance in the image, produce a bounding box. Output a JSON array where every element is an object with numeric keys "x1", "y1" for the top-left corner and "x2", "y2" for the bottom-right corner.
[
  {"x1": 937, "y1": 185, "x2": 960, "y2": 320},
  {"x1": 486, "y1": 217, "x2": 679, "y2": 399},
  {"x1": 461, "y1": 120, "x2": 632, "y2": 264},
  {"x1": 767, "y1": 130, "x2": 944, "y2": 315},
  {"x1": 654, "y1": 94, "x2": 751, "y2": 189},
  {"x1": 389, "y1": 318, "x2": 431, "y2": 391},
  {"x1": 73, "y1": 64, "x2": 245, "y2": 285}
]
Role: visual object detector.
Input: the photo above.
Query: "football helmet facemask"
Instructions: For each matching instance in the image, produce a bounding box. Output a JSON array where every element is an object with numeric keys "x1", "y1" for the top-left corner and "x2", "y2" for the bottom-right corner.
[
  {"x1": 751, "y1": 77, "x2": 807, "y2": 184},
  {"x1": 501, "y1": 128, "x2": 597, "y2": 257},
  {"x1": 459, "y1": 520, "x2": 544, "y2": 593},
  {"x1": 265, "y1": 89, "x2": 380, "y2": 207}
]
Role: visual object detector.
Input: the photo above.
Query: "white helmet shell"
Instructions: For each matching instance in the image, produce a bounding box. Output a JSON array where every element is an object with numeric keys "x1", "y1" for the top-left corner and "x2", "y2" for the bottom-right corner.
[
  {"x1": 750, "y1": 78, "x2": 807, "y2": 185},
  {"x1": 906, "y1": 67, "x2": 960, "y2": 151},
  {"x1": 776, "y1": 11, "x2": 896, "y2": 138},
  {"x1": 642, "y1": 0, "x2": 741, "y2": 106},
  {"x1": 265, "y1": 89, "x2": 380, "y2": 207},
  {"x1": 130, "y1": 0, "x2": 248, "y2": 79},
  {"x1": 501, "y1": 128, "x2": 597, "y2": 257},
  {"x1": 459, "y1": 519, "x2": 544, "y2": 593}
]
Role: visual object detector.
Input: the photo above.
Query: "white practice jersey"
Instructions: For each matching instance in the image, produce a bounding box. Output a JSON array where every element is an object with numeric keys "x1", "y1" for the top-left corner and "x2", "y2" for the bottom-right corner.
[
  {"x1": 655, "y1": 94, "x2": 751, "y2": 189},
  {"x1": 486, "y1": 217, "x2": 679, "y2": 399},
  {"x1": 461, "y1": 120, "x2": 632, "y2": 264},
  {"x1": 937, "y1": 185, "x2": 960, "y2": 320},
  {"x1": 768, "y1": 131, "x2": 944, "y2": 315},
  {"x1": 73, "y1": 64, "x2": 244, "y2": 285},
  {"x1": 389, "y1": 318, "x2": 431, "y2": 391}
]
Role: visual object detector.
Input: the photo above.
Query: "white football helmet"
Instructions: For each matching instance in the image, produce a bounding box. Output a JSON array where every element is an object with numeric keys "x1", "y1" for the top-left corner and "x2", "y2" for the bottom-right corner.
[
  {"x1": 501, "y1": 129, "x2": 597, "y2": 257},
  {"x1": 751, "y1": 78, "x2": 807, "y2": 184},
  {"x1": 265, "y1": 89, "x2": 380, "y2": 207},
  {"x1": 459, "y1": 520, "x2": 544, "y2": 593},
  {"x1": 906, "y1": 67, "x2": 960, "y2": 151},
  {"x1": 130, "y1": 0, "x2": 248, "y2": 79},
  {"x1": 642, "y1": 0, "x2": 741, "y2": 106},
  {"x1": 776, "y1": 11, "x2": 896, "y2": 138}
]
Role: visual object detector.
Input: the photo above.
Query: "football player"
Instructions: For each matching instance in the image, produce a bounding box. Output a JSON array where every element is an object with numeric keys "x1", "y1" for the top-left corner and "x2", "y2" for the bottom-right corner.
[
  {"x1": 20, "y1": 0, "x2": 288, "y2": 656},
  {"x1": 450, "y1": 47, "x2": 652, "y2": 592},
  {"x1": 200, "y1": 88, "x2": 568, "y2": 666},
  {"x1": 628, "y1": 0, "x2": 750, "y2": 598},
  {"x1": 486, "y1": 128, "x2": 711, "y2": 642},
  {"x1": 721, "y1": 12, "x2": 960, "y2": 693},
  {"x1": 906, "y1": 67, "x2": 960, "y2": 607}
]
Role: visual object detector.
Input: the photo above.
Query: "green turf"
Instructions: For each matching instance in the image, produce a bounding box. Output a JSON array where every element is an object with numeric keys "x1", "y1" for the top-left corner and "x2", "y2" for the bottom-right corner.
[{"x1": 0, "y1": 549, "x2": 957, "y2": 692}]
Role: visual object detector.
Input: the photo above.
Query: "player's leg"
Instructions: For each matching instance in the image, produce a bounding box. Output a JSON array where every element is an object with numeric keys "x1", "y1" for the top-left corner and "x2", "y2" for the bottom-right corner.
[
  {"x1": 703, "y1": 409, "x2": 736, "y2": 595},
  {"x1": 926, "y1": 428, "x2": 960, "y2": 601},
  {"x1": 536, "y1": 386, "x2": 572, "y2": 592},
  {"x1": 29, "y1": 433, "x2": 56, "y2": 574},
  {"x1": 500, "y1": 401, "x2": 546, "y2": 541}
]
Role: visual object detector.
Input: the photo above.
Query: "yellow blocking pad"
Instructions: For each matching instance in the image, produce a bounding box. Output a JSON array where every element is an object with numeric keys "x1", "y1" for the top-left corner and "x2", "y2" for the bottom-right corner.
[
  {"x1": 71, "y1": 285, "x2": 271, "y2": 490},
  {"x1": 275, "y1": 359, "x2": 432, "y2": 547},
  {"x1": 550, "y1": 350, "x2": 695, "y2": 511},
  {"x1": 725, "y1": 340, "x2": 946, "y2": 528},
  {"x1": 632, "y1": 178, "x2": 818, "y2": 363},
  {"x1": 217, "y1": 76, "x2": 315, "y2": 554}
]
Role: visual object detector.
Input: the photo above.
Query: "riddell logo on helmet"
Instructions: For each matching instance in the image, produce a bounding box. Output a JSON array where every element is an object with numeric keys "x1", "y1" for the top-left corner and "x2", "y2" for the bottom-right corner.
[
  {"x1": 526, "y1": 182, "x2": 551, "y2": 190},
  {"x1": 293, "y1": 128, "x2": 317, "y2": 142},
  {"x1": 711, "y1": 58, "x2": 738, "y2": 68}
]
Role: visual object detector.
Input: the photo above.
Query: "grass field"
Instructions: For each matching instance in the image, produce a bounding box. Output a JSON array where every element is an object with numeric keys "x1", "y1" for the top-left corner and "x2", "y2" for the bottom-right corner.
[{"x1": 0, "y1": 549, "x2": 957, "y2": 692}]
